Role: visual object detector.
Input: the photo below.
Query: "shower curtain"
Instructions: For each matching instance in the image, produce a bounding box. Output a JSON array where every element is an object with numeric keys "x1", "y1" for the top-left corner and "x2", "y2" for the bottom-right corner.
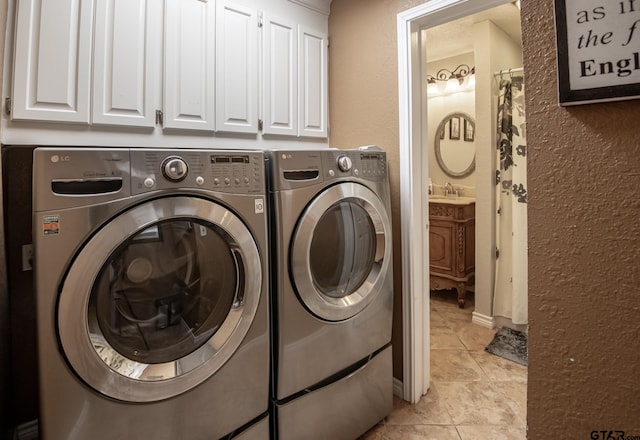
[{"x1": 493, "y1": 73, "x2": 528, "y2": 325}]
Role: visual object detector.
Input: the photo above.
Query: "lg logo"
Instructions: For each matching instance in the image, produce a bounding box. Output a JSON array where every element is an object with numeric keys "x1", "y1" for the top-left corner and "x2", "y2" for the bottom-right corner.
[{"x1": 50, "y1": 155, "x2": 71, "y2": 163}]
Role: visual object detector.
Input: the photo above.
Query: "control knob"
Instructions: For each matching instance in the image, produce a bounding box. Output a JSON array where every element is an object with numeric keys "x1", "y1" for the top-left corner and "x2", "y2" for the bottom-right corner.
[
  {"x1": 337, "y1": 155, "x2": 352, "y2": 172},
  {"x1": 161, "y1": 156, "x2": 188, "y2": 182}
]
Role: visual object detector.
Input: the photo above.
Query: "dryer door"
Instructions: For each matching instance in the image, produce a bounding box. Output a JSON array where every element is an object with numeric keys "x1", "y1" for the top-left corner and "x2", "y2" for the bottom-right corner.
[
  {"x1": 58, "y1": 196, "x2": 263, "y2": 402},
  {"x1": 291, "y1": 182, "x2": 392, "y2": 321}
]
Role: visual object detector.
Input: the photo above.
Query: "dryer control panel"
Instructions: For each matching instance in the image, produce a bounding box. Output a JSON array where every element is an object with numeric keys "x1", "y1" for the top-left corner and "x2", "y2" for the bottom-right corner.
[
  {"x1": 323, "y1": 150, "x2": 387, "y2": 181},
  {"x1": 269, "y1": 147, "x2": 388, "y2": 192}
]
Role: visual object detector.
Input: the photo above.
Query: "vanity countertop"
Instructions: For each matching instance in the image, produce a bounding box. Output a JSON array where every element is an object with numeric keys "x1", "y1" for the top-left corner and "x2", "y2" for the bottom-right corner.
[{"x1": 428, "y1": 195, "x2": 476, "y2": 205}]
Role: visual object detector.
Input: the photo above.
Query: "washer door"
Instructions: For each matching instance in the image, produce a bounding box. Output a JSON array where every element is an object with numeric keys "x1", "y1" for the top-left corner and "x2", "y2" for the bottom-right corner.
[
  {"x1": 291, "y1": 182, "x2": 391, "y2": 321},
  {"x1": 58, "y1": 197, "x2": 262, "y2": 402}
]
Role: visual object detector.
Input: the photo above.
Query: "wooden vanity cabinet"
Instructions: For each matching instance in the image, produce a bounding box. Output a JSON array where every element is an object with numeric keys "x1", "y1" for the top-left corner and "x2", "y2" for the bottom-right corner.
[{"x1": 429, "y1": 201, "x2": 475, "y2": 307}]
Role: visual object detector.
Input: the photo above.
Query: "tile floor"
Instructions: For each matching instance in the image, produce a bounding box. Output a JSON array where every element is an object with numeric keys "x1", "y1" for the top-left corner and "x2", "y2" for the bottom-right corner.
[{"x1": 360, "y1": 290, "x2": 527, "y2": 440}]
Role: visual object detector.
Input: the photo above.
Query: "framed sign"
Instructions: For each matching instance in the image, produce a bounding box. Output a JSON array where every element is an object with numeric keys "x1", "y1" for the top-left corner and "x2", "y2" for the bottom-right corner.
[{"x1": 554, "y1": 0, "x2": 640, "y2": 105}]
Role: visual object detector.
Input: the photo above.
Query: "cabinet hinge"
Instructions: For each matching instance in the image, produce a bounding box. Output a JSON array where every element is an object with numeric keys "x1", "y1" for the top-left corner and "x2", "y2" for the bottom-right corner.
[
  {"x1": 5, "y1": 97, "x2": 11, "y2": 116},
  {"x1": 495, "y1": 247, "x2": 500, "y2": 259},
  {"x1": 258, "y1": 119, "x2": 263, "y2": 132},
  {"x1": 258, "y1": 13, "x2": 263, "y2": 28},
  {"x1": 155, "y1": 110, "x2": 163, "y2": 126}
]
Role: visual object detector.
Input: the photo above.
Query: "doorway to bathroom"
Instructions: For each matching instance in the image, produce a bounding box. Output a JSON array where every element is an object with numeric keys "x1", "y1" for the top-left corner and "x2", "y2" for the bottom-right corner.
[{"x1": 398, "y1": 0, "x2": 526, "y2": 403}]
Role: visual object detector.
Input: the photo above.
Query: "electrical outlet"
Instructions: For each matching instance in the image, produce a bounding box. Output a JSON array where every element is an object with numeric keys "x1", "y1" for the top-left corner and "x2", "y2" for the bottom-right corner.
[{"x1": 22, "y1": 244, "x2": 33, "y2": 271}]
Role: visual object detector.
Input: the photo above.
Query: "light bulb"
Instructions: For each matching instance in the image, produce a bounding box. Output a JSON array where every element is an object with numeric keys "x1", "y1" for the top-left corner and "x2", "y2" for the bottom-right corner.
[
  {"x1": 445, "y1": 77, "x2": 459, "y2": 93},
  {"x1": 466, "y1": 74, "x2": 475, "y2": 90}
]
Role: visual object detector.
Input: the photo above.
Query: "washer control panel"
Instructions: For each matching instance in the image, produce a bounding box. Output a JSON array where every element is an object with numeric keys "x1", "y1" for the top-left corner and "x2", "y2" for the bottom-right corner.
[{"x1": 130, "y1": 149, "x2": 265, "y2": 195}]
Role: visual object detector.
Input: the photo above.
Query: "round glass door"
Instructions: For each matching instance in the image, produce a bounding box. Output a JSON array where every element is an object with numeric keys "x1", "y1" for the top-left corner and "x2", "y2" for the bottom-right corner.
[
  {"x1": 291, "y1": 183, "x2": 391, "y2": 321},
  {"x1": 58, "y1": 197, "x2": 262, "y2": 402}
]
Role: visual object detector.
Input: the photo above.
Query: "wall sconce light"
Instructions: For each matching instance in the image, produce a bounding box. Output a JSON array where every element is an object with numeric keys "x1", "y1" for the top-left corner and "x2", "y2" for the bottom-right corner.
[{"x1": 426, "y1": 64, "x2": 475, "y2": 96}]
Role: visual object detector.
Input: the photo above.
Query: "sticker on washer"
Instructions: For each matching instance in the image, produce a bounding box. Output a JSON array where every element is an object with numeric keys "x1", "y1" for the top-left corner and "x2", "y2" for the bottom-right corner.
[
  {"x1": 255, "y1": 198, "x2": 264, "y2": 214},
  {"x1": 43, "y1": 215, "x2": 60, "y2": 235}
]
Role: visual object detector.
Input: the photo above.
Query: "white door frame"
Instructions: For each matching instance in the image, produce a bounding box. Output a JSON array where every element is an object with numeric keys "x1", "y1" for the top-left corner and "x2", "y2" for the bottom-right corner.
[{"x1": 397, "y1": 0, "x2": 517, "y2": 404}]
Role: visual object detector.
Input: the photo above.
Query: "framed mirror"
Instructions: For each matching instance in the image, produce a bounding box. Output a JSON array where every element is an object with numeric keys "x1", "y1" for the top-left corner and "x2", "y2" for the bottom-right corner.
[{"x1": 434, "y1": 112, "x2": 476, "y2": 178}]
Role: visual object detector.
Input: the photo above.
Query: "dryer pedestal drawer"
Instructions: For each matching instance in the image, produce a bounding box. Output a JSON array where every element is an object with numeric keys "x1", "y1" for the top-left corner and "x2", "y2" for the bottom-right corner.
[{"x1": 275, "y1": 345, "x2": 392, "y2": 440}]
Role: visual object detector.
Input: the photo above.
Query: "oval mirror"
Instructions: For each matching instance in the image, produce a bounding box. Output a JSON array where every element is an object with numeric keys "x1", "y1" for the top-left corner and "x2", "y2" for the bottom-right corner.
[{"x1": 434, "y1": 112, "x2": 476, "y2": 178}]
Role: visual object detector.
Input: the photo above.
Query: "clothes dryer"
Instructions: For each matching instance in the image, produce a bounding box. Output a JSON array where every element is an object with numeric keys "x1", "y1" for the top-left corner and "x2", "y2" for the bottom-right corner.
[
  {"x1": 268, "y1": 147, "x2": 393, "y2": 440},
  {"x1": 32, "y1": 148, "x2": 270, "y2": 440}
]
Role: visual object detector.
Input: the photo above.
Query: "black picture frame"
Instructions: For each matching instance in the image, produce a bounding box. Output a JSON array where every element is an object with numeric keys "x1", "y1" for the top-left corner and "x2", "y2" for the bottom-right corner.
[
  {"x1": 449, "y1": 117, "x2": 460, "y2": 140},
  {"x1": 554, "y1": 0, "x2": 640, "y2": 106},
  {"x1": 464, "y1": 118, "x2": 474, "y2": 142}
]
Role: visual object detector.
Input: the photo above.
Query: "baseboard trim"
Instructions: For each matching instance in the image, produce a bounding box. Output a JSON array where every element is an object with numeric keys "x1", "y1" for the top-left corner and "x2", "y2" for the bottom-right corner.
[
  {"x1": 393, "y1": 377, "x2": 403, "y2": 399},
  {"x1": 472, "y1": 312, "x2": 495, "y2": 329}
]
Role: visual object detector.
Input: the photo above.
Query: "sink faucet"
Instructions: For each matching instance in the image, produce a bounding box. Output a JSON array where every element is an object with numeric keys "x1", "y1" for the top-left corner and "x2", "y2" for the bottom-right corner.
[
  {"x1": 444, "y1": 182, "x2": 458, "y2": 197},
  {"x1": 445, "y1": 182, "x2": 453, "y2": 195}
]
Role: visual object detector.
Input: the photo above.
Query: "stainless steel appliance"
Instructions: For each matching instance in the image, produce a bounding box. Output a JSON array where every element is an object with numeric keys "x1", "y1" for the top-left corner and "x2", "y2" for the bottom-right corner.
[
  {"x1": 268, "y1": 147, "x2": 393, "y2": 440},
  {"x1": 33, "y1": 148, "x2": 270, "y2": 439}
]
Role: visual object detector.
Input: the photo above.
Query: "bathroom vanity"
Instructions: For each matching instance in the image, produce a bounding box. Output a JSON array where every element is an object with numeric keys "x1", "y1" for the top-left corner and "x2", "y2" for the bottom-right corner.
[{"x1": 428, "y1": 197, "x2": 475, "y2": 307}]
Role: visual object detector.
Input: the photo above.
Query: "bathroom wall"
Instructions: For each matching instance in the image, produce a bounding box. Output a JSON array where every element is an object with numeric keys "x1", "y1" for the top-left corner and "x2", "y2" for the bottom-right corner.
[
  {"x1": 472, "y1": 19, "x2": 523, "y2": 324},
  {"x1": 427, "y1": 52, "x2": 476, "y2": 189}
]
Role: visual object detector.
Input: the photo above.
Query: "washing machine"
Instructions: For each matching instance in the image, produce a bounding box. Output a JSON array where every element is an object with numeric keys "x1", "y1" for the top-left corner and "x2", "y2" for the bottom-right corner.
[
  {"x1": 32, "y1": 147, "x2": 270, "y2": 440},
  {"x1": 268, "y1": 147, "x2": 394, "y2": 440}
]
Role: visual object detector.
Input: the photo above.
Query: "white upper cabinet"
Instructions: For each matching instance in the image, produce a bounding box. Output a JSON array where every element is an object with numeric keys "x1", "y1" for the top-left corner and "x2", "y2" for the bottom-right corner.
[
  {"x1": 11, "y1": 0, "x2": 93, "y2": 123},
  {"x1": 164, "y1": 0, "x2": 215, "y2": 131},
  {"x1": 8, "y1": 0, "x2": 328, "y2": 140},
  {"x1": 298, "y1": 25, "x2": 327, "y2": 138},
  {"x1": 262, "y1": 13, "x2": 297, "y2": 136},
  {"x1": 215, "y1": 1, "x2": 258, "y2": 134},
  {"x1": 263, "y1": 18, "x2": 328, "y2": 138},
  {"x1": 92, "y1": 0, "x2": 163, "y2": 127}
]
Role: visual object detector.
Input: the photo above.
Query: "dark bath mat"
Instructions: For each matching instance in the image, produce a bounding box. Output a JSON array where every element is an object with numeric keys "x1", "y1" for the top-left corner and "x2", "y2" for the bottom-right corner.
[{"x1": 485, "y1": 327, "x2": 528, "y2": 366}]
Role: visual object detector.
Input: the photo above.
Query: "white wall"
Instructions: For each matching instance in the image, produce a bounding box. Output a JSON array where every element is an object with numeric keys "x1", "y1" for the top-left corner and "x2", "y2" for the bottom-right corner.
[
  {"x1": 472, "y1": 19, "x2": 522, "y2": 322},
  {"x1": 427, "y1": 52, "x2": 476, "y2": 189}
]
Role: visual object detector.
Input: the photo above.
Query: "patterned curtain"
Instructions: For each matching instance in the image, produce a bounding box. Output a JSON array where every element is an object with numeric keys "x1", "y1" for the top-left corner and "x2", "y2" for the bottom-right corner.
[{"x1": 493, "y1": 74, "x2": 528, "y2": 325}]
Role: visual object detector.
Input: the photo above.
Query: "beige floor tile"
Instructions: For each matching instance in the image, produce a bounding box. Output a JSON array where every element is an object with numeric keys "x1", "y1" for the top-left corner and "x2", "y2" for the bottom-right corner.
[
  {"x1": 386, "y1": 390, "x2": 453, "y2": 426},
  {"x1": 430, "y1": 289, "x2": 475, "y2": 308},
  {"x1": 454, "y1": 323, "x2": 497, "y2": 351},
  {"x1": 379, "y1": 296, "x2": 528, "y2": 440},
  {"x1": 434, "y1": 381, "x2": 521, "y2": 426},
  {"x1": 456, "y1": 425, "x2": 526, "y2": 440},
  {"x1": 489, "y1": 381, "x2": 528, "y2": 424},
  {"x1": 431, "y1": 328, "x2": 467, "y2": 350},
  {"x1": 470, "y1": 351, "x2": 528, "y2": 382},
  {"x1": 362, "y1": 424, "x2": 462, "y2": 440},
  {"x1": 431, "y1": 349, "x2": 487, "y2": 382},
  {"x1": 358, "y1": 421, "x2": 386, "y2": 440},
  {"x1": 430, "y1": 309, "x2": 450, "y2": 330},
  {"x1": 436, "y1": 310, "x2": 473, "y2": 332}
]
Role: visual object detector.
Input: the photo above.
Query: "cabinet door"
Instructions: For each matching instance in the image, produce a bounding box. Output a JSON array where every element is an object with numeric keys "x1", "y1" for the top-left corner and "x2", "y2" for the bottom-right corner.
[
  {"x1": 262, "y1": 13, "x2": 297, "y2": 136},
  {"x1": 298, "y1": 25, "x2": 327, "y2": 138},
  {"x1": 93, "y1": 0, "x2": 162, "y2": 127},
  {"x1": 12, "y1": 0, "x2": 93, "y2": 123},
  {"x1": 215, "y1": 1, "x2": 258, "y2": 134},
  {"x1": 164, "y1": 0, "x2": 215, "y2": 131},
  {"x1": 429, "y1": 221, "x2": 455, "y2": 275}
]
